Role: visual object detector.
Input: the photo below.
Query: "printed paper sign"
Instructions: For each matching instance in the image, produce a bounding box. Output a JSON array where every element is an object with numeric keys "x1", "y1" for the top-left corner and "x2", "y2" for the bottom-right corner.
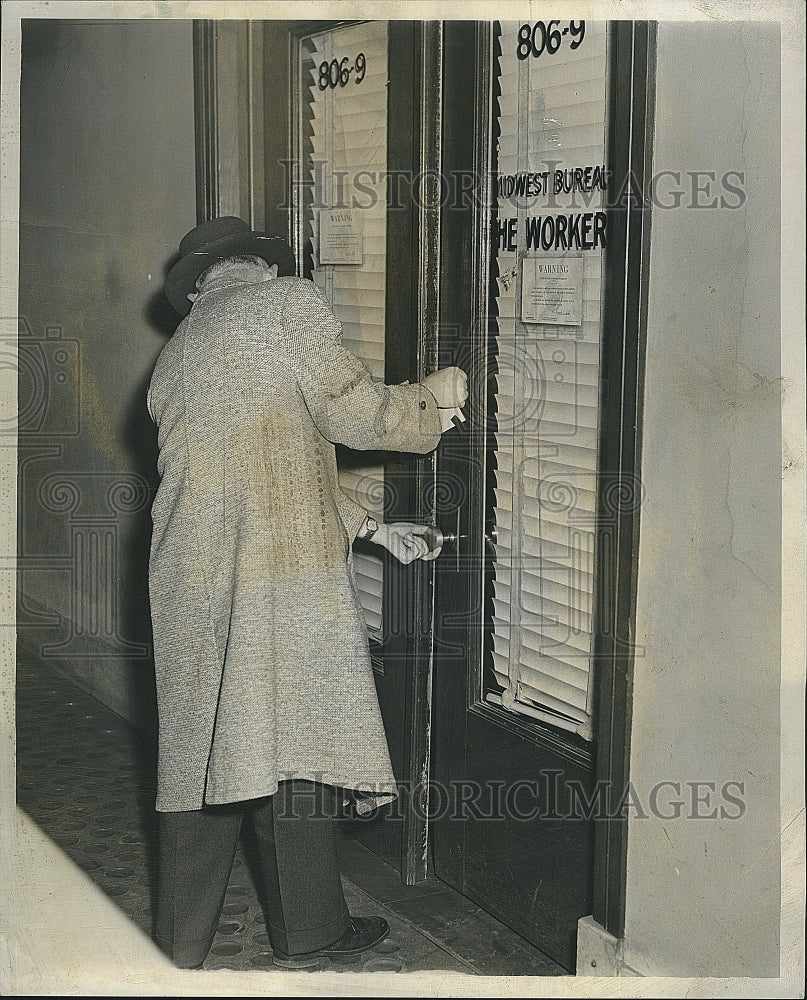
[
  {"x1": 520, "y1": 254, "x2": 583, "y2": 326},
  {"x1": 318, "y1": 209, "x2": 363, "y2": 265}
]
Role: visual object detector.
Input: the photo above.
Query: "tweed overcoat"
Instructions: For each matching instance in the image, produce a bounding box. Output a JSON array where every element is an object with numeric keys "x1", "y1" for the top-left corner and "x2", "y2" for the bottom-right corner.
[{"x1": 147, "y1": 268, "x2": 442, "y2": 812}]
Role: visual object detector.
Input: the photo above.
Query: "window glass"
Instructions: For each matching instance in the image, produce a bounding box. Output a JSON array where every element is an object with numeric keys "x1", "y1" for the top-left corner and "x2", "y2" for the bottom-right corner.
[
  {"x1": 299, "y1": 21, "x2": 389, "y2": 634},
  {"x1": 485, "y1": 20, "x2": 609, "y2": 738}
]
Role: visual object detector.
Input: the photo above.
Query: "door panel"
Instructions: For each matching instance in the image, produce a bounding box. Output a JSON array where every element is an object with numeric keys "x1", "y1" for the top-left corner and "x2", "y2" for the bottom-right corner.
[{"x1": 430, "y1": 20, "x2": 612, "y2": 971}]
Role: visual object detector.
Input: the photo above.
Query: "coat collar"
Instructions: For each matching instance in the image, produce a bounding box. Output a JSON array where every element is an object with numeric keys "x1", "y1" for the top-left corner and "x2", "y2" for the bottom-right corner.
[{"x1": 196, "y1": 259, "x2": 269, "y2": 299}]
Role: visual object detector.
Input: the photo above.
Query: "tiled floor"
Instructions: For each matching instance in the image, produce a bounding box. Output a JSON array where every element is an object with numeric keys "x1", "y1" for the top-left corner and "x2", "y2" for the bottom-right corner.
[{"x1": 15, "y1": 653, "x2": 565, "y2": 977}]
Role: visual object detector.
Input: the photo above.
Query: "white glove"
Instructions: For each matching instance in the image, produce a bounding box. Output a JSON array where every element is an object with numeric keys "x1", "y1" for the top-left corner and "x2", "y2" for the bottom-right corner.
[
  {"x1": 422, "y1": 367, "x2": 469, "y2": 409},
  {"x1": 369, "y1": 522, "x2": 443, "y2": 564}
]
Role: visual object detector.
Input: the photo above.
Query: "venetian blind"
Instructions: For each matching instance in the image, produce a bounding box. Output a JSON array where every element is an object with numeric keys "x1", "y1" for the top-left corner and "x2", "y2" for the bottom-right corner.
[
  {"x1": 302, "y1": 21, "x2": 389, "y2": 634},
  {"x1": 486, "y1": 22, "x2": 609, "y2": 739}
]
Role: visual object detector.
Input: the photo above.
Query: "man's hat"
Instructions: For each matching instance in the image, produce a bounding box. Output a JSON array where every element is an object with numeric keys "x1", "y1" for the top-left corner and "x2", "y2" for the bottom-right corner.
[{"x1": 164, "y1": 216, "x2": 296, "y2": 316}]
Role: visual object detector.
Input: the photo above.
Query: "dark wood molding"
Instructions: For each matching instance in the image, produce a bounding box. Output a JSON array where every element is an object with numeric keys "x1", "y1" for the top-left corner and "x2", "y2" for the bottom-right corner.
[
  {"x1": 391, "y1": 19, "x2": 444, "y2": 885},
  {"x1": 192, "y1": 19, "x2": 266, "y2": 226},
  {"x1": 193, "y1": 20, "x2": 218, "y2": 223},
  {"x1": 262, "y1": 20, "x2": 294, "y2": 241},
  {"x1": 243, "y1": 21, "x2": 266, "y2": 229},
  {"x1": 591, "y1": 19, "x2": 657, "y2": 939}
]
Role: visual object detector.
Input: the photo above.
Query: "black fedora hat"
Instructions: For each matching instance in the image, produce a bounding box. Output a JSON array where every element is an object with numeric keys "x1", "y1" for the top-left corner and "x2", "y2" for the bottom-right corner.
[{"x1": 165, "y1": 217, "x2": 296, "y2": 316}]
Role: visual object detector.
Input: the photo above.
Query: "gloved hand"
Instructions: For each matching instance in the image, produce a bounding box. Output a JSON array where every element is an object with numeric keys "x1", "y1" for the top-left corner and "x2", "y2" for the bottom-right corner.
[
  {"x1": 422, "y1": 367, "x2": 469, "y2": 410},
  {"x1": 368, "y1": 522, "x2": 443, "y2": 563}
]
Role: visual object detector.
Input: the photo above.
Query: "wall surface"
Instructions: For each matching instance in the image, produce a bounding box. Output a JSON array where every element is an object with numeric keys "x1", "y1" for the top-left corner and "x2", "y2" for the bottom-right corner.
[
  {"x1": 17, "y1": 18, "x2": 196, "y2": 733},
  {"x1": 623, "y1": 21, "x2": 781, "y2": 977}
]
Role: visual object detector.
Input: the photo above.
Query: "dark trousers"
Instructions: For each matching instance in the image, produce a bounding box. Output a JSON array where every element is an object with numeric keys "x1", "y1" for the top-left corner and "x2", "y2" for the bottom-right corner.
[{"x1": 155, "y1": 781, "x2": 350, "y2": 968}]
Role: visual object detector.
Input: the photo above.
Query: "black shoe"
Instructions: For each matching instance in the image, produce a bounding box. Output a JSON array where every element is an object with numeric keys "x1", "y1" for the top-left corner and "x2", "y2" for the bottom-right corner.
[{"x1": 272, "y1": 916, "x2": 390, "y2": 969}]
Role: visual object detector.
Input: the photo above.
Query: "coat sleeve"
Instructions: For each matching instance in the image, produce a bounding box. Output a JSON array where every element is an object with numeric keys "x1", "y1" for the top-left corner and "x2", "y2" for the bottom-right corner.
[
  {"x1": 281, "y1": 279, "x2": 442, "y2": 454},
  {"x1": 334, "y1": 487, "x2": 369, "y2": 542}
]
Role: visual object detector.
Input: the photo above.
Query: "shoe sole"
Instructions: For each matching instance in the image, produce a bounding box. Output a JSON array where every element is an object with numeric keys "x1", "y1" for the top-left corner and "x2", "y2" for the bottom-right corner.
[{"x1": 272, "y1": 954, "x2": 322, "y2": 970}]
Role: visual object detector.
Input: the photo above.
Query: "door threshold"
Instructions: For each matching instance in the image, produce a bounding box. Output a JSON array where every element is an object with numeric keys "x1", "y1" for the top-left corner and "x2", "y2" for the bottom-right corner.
[{"x1": 337, "y1": 826, "x2": 568, "y2": 976}]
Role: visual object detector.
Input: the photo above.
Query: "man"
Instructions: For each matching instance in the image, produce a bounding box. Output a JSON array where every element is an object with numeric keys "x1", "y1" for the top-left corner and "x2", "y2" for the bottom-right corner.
[{"x1": 147, "y1": 217, "x2": 468, "y2": 969}]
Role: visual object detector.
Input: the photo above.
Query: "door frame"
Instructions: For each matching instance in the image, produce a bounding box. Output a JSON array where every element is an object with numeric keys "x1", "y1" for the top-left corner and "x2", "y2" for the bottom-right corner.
[
  {"x1": 592, "y1": 18, "x2": 657, "y2": 938},
  {"x1": 433, "y1": 18, "x2": 657, "y2": 943}
]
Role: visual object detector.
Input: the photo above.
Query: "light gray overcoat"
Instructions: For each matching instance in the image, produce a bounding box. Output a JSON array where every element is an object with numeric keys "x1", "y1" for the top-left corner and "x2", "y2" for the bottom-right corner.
[{"x1": 147, "y1": 268, "x2": 441, "y2": 811}]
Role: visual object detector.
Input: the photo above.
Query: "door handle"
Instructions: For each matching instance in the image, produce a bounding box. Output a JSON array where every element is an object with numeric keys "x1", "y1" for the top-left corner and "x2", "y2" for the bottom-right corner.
[
  {"x1": 424, "y1": 517, "x2": 496, "y2": 571},
  {"x1": 425, "y1": 509, "x2": 466, "y2": 572}
]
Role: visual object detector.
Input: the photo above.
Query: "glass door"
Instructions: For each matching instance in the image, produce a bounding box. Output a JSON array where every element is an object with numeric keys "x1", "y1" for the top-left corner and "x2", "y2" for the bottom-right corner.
[
  {"x1": 297, "y1": 20, "x2": 390, "y2": 645},
  {"x1": 430, "y1": 19, "x2": 612, "y2": 970}
]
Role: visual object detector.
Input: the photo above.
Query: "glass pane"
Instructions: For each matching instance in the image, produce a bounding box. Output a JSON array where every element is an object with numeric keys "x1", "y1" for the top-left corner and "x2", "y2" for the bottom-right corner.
[
  {"x1": 298, "y1": 22, "x2": 389, "y2": 636},
  {"x1": 483, "y1": 20, "x2": 610, "y2": 739}
]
